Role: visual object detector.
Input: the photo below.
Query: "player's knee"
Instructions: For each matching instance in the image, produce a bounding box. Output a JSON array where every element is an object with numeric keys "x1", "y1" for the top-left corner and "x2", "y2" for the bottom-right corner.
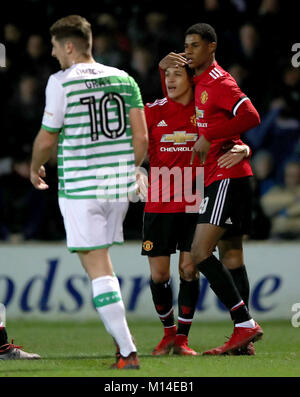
[
  {"x1": 220, "y1": 249, "x2": 244, "y2": 270},
  {"x1": 190, "y1": 243, "x2": 212, "y2": 265},
  {"x1": 222, "y1": 256, "x2": 244, "y2": 270},
  {"x1": 151, "y1": 269, "x2": 170, "y2": 284},
  {"x1": 179, "y1": 261, "x2": 198, "y2": 281}
]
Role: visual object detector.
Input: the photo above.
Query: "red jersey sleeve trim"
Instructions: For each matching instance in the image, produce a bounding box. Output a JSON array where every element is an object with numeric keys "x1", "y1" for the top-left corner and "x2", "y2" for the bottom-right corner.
[{"x1": 232, "y1": 96, "x2": 249, "y2": 116}]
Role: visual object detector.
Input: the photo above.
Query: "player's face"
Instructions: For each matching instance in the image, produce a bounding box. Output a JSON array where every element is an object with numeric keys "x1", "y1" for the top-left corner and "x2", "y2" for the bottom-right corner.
[
  {"x1": 165, "y1": 67, "x2": 193, "y2": 102},
  {"x1": 51, "y1": 36, "x2": 69, "y2": 70},
  {"x1": 184, "y1": 34, "x2": 216, "y2": 74}
]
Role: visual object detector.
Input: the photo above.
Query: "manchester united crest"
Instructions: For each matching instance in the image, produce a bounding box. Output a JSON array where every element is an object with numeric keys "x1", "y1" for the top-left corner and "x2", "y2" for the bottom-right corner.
[
  {"x1": 201, "y1": 90, "x2": 208, "y2": 104},
  {"x1": 143, "y1": 240, "x2": 153, "y2": 251}
]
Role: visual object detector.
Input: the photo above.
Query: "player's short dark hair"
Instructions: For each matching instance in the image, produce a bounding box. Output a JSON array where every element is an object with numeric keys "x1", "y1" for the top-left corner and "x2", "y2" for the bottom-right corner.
[
  {"x1": 185, "y1": 23, "x2": 217, "y2": 44},
  {"x1": 184, "y1": 64, "x2": 194, "y2": 79},
  {"x1": 50, "y1": 15, "x2": 92, "y2": 53}
]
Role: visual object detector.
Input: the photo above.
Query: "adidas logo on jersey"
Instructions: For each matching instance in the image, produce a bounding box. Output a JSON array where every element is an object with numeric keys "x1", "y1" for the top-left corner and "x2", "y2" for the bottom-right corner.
[
  {"x1": 225, "y1": 217, "x2": 233, "y2": 225},
  {"x1": 157, "y1": 120, "x2": 168, "y2": 127}
]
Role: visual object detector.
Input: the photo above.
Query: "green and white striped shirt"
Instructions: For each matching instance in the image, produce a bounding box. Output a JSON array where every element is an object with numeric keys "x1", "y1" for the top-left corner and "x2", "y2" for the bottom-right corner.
[{"x1": 41, "y1": 62, "x2": 144, "y2": 200}]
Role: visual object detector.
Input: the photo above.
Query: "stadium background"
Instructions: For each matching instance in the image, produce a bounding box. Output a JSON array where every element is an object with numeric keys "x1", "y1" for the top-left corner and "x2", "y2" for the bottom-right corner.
[{"x1": 0, "y1": 0, "x2": 299, "y2": 322}]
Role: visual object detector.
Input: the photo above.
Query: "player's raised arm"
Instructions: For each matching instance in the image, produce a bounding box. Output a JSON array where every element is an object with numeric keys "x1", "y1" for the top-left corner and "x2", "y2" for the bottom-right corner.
[{"x1": 30, "y1": 128, "x2": 59, "y2": 189}]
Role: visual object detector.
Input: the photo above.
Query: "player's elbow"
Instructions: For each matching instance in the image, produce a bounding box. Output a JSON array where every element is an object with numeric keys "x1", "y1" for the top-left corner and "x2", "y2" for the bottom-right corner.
[
  {"x1": 243, "y1": 107, "x2": 261, "y2": 132},
  {"x1": 35, "y1": 136, "x2": 56, "y2": 153},
  {"x1": 142, "y1": 133, "x2": 149, "y2": 150},
  {"x1": 40, "y1": 139, "x2": 56, "y2": 151},
  {"x1": 133, "y1": 132, "x2": 148, "y2": 150},
  {"x1": 132, "y1": 133, "x2": 148, "y2": 166},
  {"x1": 240, "y1": 100, "x2": 261, "y2": 130},
  {"x1": 34, "y1": 129, "x2": 58, "y2": 153},
  {"x1": 252, "y1": 108, "x2": 261, "y2": 127}
]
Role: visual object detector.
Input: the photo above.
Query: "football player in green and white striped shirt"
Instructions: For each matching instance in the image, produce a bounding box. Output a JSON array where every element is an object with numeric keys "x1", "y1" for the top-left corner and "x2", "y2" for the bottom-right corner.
[{"x1": 30, "y1": 15, "x2": 148, "y2": 369}]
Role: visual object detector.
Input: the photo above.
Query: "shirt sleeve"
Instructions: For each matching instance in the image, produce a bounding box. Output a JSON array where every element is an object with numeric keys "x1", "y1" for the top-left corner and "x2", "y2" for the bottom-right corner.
[
  {"x1": 215, "y1": 78, "x2": 249, "y2": 116},
  {"x1": 203, "y1": 99, "x2": 261, "y2": 141},
  {"x1": 127, "y1": 76, "x2": 144, "y2": 109},
  {"x1": 202, "y1": 78, "x2": 260, "y2": 141},
  {"x1": 41, "y1": 75, "x2": 65, "y2": 133}
]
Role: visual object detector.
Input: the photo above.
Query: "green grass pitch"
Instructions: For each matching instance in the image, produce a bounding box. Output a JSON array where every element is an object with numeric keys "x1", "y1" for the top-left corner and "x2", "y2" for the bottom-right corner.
[{"x1": 0, "y1": 319, "x2": 299, "y2": 377}]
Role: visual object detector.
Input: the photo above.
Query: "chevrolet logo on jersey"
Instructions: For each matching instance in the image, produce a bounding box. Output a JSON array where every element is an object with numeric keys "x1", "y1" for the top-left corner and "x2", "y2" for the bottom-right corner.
[{"x1": 161, "y1": 131, "x2": 198, "y2": 145}]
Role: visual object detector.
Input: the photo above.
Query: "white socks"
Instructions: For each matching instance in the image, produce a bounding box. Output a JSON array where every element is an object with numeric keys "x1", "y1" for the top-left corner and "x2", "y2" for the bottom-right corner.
[
  {"x1": 92, "y1": 275, "x2": 136, "y2": 357},
  {"x1": 235, "y1": 319, "x2": 256, "y2": 328}
]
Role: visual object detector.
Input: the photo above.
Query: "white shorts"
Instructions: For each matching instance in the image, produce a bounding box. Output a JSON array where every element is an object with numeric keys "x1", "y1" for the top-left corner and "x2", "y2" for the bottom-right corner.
[{"x1": 58, "y1": 198, "x2": 129, "y2": 252}]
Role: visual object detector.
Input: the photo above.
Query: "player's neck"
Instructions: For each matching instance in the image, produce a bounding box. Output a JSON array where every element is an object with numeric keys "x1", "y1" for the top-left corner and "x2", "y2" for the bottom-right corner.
[
  {"x1": 194, "y1": 56, "x2": 215, "y2": 76},
  {"x1": 69, "y1": 53, "x2": 95, "y2": 66}
]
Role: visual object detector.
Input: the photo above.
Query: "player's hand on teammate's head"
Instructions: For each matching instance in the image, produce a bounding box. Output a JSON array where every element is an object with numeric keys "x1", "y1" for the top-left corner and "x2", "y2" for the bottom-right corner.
[
  {"x1": 30, "y1": 165, "x2": 49, "y2": 190},
  {"x1": 159, "y1": 52, "x2": 188, "y2": 70},
  {"x1": 218, "y1": 144, "x2": 249, "y2": 169}
]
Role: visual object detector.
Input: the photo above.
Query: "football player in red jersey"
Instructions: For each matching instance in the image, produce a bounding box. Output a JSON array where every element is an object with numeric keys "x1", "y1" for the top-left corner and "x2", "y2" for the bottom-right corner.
[
  {"x1": 140, "y1": 62, "x2": 252, "y2": 356},
  {"x1": 159, "y1": 23, "x2": 263, "y2": 356}
]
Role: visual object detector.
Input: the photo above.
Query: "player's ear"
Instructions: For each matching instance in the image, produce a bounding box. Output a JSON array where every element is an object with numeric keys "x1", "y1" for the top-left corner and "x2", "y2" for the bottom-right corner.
[
  {"x1": 65, "y1": 40, "x2": 74, "y2": 55},
  {"x1": 208, "y1": 42, "x2": 217, "y2": 55}
]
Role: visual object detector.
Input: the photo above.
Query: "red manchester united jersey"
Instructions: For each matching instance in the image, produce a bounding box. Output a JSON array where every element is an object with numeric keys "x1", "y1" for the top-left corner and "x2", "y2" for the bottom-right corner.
[
  {"x1": 193, "y1": 61, "x2": 258, "y2": 186},
  {"x1": 144, "y1": 97, "x2": 202, "y2": 213}
]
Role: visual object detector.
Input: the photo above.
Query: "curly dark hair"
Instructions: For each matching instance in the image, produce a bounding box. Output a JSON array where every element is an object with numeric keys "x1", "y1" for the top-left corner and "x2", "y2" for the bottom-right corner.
[{"x1": 185, "y1": 23, "x2": 217, "y2": 44}]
